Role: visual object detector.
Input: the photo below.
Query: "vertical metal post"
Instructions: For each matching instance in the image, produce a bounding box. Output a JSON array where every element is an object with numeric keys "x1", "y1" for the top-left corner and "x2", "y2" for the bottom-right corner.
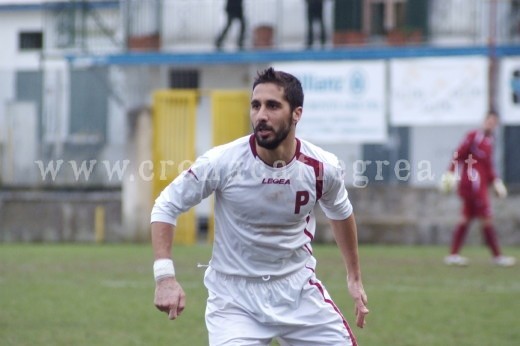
[
  {"x1": 80, "y1": 0, "x2": 87, "y2": 52},
  {"x1": 384, "y1": 0, "x2": 395, "y2": 32},
  {"x1": 362, "y1": 0, "x2": 371, "y2": 36},
  {"x1": 488, "y1": 0, "x2": 498, "y2": 112},
  {"x1": 157, "y1": 0, "x2": 162, "y2": 45}
]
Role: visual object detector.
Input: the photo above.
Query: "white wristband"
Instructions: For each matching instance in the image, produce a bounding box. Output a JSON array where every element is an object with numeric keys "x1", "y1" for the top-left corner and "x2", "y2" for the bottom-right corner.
[{"x1": 153, "y1": 259, "x2": 175, "y2": 282}]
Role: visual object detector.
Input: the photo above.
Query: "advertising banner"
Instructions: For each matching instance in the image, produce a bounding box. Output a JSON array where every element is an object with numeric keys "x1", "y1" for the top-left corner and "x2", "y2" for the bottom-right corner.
[
  {"x1": 500, "y1": 57, "x2": 520, "y2": 124},
  {"x1": 275, "y1": 61, "x2": 387, "y2": 143},
  {"x1": 390, "y1": 57, "x2": 488, "y2": 125}
]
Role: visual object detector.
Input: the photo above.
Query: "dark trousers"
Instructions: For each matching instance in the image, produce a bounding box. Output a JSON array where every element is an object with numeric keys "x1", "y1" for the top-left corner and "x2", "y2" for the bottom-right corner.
[
  {"x1": 306, "y1": 14, "x2": 325, "y2": 47},
  {"x1": 216, "y1": 14, "x2": 245, "y2": 49}
]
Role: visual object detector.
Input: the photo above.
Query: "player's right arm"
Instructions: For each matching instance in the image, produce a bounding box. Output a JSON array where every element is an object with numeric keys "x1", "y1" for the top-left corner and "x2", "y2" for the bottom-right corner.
[
  {"x1": 151, "y1": 221, "x2": 186, "y2": 320},
  {"x1": 149, "y1": 149, "x2": 221, "y2": 320},
  {"x1": 448, "y1": 131, "x2": 474, "y2": 172},
  {"x1": 440, "y1": 131, "x2": 475, "y2": 193}
]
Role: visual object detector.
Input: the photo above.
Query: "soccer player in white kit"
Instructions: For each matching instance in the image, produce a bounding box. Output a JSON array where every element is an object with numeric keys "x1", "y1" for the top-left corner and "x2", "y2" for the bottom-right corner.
[{"x1": 151, "y1": 67, "x2": 369, "y2": 345}]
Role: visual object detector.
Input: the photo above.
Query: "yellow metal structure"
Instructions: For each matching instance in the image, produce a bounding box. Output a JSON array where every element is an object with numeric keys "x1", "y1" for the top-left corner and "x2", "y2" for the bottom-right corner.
[
  {"x1": 211, "y1": 90, "x2": 251, "y2": 147},
  {"x1": 208, "y1": 90, "x2": 251, "y2": 242},
  {"x1": 152, "y1": 90, "x2": 198, "y2": 245},
  {"x1": 94, "y1": 205, "x2": 105, "y2": 243}
]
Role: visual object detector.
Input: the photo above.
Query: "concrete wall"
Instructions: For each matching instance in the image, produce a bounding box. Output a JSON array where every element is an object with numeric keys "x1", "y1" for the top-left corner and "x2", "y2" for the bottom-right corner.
[
  {"x1": 1, "y1": 186, "x2": 519, "y2": 246},
  {"x1": 0, "y1": 190, "x2": 122, "y2": 242},
  {"x1": 121, "y1": 108, "x2": 153, "y2": 242},
  {"x1": 315, "y1": 185, "x2": 520, "y2": 247}
]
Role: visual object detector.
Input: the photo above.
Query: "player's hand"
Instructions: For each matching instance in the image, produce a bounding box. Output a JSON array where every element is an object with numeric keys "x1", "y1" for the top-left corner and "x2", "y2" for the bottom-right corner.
[
  {"x1": 154, "y1": 277, "x2": 186, "y2": 320},
  {"x1": 439, "y1": 171, "x2": 456, "y2": 194},
  {"x1": 347, "y1": 277, "x2": 369, "y2": 328},
  {"x1": 493, "y1": 178, "x2": 508, "y2": 199}
]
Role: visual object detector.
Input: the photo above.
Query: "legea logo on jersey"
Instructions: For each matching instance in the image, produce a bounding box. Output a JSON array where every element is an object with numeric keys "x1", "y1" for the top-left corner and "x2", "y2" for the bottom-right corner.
[{"x1": 262, "y1": 178, "x2": 291, "y2": 185}]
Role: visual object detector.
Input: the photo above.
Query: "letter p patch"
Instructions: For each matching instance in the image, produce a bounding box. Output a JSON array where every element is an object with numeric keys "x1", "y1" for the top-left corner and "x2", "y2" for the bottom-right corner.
[{"x1": 295, "y1": 191, "x2": 310, "y2": 214}]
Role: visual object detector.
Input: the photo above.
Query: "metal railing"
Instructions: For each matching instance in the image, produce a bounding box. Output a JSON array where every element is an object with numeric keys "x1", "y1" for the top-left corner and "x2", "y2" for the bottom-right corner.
[{"x1": 41, "y1": 0, "x2": 520, "y2": 55}]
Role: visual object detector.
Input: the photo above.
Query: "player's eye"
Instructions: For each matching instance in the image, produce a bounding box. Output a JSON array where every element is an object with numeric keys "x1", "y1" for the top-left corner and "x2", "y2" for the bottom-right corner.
[{"x1": 267, "y1": 101, "x2": 280, "y2": 109}]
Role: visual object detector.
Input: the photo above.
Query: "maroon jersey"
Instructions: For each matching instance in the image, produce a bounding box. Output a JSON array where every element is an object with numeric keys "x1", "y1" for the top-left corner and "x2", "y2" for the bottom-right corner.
[{"x1": 448, "y1": 130, "x2": 497, "y2": 217}]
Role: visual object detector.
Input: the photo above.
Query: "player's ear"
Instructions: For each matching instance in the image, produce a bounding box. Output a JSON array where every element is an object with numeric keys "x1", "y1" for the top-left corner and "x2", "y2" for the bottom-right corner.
[{"x1": 292, "y1": 107, "x2": 302, "y2": 125}]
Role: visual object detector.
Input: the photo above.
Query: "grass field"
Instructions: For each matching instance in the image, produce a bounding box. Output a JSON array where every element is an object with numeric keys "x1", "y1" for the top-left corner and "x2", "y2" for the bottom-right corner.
[{"x1": 0, "y1": 244, "x2": 519, "y2": 346}]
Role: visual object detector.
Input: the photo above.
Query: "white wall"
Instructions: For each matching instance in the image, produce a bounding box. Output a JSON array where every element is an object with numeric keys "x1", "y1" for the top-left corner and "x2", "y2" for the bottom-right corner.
[
  {"x1": 0, "y1": 1, "x2": 512, "y2": 190},
  {"x1": 0, "y1": 9, "x2": 43, "y2": 156},
  {"x1": 2, "y1": 102, "x2": 39, "y2": 185},
  {"x1": 0, "y1": 10, "x2": 42, "y2": 69},
  {"x1": 0, "y1": 70, "x2": 15, "y2": 145},
  {"x1": 410, "y1": 125, "x2": 474, "y2": 187}
]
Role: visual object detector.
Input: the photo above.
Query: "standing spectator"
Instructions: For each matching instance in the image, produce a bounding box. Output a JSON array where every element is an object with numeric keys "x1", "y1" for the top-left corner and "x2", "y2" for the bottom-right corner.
[
  {"x1": 215, "y1": 0, "x2": 245, "y2": 50},
  {"x1": 306, "y1": 0, "x2": 326, "y2": 48},
  {"x1": 440, "y1": 111, "x2": 516, "y2": 267}
]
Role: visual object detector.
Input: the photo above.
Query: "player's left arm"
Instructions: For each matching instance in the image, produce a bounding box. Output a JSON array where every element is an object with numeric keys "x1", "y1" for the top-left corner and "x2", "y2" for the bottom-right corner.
[
  {"x1": 486, "y1": 145, "x2": 508, "y2": 198},
  {"x1": 319, "y1": 158, "x2": 368, "y2": 328},
  {"x1": 329, "y1": 215, "x2": 369, "y2": 328}
]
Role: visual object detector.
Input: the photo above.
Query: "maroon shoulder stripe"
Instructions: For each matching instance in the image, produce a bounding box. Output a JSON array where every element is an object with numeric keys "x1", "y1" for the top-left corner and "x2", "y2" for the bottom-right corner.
[{"x1": 297, "y1": 145, "x2": 324, "y2": 200}]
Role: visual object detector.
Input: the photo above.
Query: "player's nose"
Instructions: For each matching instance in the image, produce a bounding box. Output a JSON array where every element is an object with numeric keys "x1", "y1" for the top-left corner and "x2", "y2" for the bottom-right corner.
[{"x1": 256, "y1": 105, "x2": 269, "y2": 121}]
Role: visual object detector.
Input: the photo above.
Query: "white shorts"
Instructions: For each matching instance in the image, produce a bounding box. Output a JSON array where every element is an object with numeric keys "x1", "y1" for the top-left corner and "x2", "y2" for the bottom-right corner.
[{"x1": 203, "y1": 259, "x2": 357, "y2": 346}]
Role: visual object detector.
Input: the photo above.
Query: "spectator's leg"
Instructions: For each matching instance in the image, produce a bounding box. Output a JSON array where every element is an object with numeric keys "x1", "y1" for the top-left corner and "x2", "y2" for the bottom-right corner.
[
  {"x1": 216, "y1": 16, "x2": 233, "y2": 49},
  {"x1": 306, "y1": 13, "x2": 314, "y2": 48},
  {"x1": 237, "y1": 15, "x2": 245, "y2": 49},
  {"x1": 318, "y1": 17, "x2": 326, "y2": 46}
]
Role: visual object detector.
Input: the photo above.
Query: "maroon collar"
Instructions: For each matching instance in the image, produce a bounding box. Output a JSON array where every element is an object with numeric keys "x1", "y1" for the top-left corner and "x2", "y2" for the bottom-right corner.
[{"x1": 249, "y1": 134, "x2": 301, "y2": 162}]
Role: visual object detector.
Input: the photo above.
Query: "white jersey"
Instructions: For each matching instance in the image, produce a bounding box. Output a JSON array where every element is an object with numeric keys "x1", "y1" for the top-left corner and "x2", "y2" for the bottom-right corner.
[{"x1": 151, "y1": 135, "x2": 353, "y2": 277}]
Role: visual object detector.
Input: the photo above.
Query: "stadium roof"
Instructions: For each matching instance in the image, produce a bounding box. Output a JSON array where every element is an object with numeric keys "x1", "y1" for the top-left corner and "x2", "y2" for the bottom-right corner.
[
  {"x1": 0, "y1": 0, "x2": 118, "y2": 11},
  {"x1": 66, "y1": 44, "x2": 520, "y2": 68}
]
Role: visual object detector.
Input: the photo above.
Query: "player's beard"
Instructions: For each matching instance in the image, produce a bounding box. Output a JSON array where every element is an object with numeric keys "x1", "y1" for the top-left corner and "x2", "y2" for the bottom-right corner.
[{"x1": 254, "y1": 117, "x2": 292, "y2": 150}]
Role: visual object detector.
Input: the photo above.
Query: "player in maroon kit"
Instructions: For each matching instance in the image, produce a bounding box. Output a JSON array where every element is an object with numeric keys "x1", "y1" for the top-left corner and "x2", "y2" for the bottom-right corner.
[{"x1": 440, "y1": 111, "x2": 516, "y2": 267}]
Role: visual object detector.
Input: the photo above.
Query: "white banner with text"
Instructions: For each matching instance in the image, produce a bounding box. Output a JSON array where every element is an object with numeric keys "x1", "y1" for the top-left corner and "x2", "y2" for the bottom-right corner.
[
  {"x1": 275, "y1": 61, "x2": 387, "y2": 143},
  {"x1": 500, "y1": 57, "x2": 520, "y2": 124},
  {"x1": 390, "y1": 57, "x2": 488, "y2": 126}
]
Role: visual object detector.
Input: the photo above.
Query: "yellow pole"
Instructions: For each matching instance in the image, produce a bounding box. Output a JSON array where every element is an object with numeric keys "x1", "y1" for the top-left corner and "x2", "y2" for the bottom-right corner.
[
  {"x1": 209, "y1": 90, "x2": 250, "y2": 242},
  {"x1": 152, "y1": 90, "x2": 198, "y2": 245},
  {"x1": 95, "y1": 205, "x2": 105, "y2": 243}
]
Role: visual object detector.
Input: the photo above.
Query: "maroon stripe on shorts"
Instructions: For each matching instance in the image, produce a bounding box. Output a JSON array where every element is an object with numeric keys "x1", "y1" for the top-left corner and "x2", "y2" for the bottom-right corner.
[{"x1": 309, "y1": 279, "x2": 357, "y2": 346}]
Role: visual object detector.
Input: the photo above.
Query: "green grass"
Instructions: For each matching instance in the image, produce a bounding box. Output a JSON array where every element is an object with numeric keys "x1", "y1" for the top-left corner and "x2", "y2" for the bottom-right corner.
[{"x1": 0, "y1": 244, "x2": 519, "y2": 346}]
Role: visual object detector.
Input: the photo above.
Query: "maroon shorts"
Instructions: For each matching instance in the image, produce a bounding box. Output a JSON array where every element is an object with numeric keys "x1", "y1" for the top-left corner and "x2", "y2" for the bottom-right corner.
[{"x1": 460, "y1": 193, "x2": 491, "y2": 218}]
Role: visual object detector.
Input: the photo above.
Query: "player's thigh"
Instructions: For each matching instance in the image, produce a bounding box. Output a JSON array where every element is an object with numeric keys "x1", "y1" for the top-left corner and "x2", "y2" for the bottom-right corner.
[
  {"x1": 475, "y1": 191, "x2": 491, "y2": 218},
  {"x1": 278, "y1": 324, "x2": 353, "y2": 346},
  {"x1": 205, "y1": 291, "x2": 274, "y2": 346},
  {"x1": 461, "y1": 195, "x2": 477, "y2": 218},
  {"x1": 277, "y1": 279, "x2": 355, "y2": 346}
]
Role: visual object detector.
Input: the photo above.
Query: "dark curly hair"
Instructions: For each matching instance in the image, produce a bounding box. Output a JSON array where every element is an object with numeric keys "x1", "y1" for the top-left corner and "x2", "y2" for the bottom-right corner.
[{"x1": 252, "y1": 67, "x2": 304, "y2": 112}]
